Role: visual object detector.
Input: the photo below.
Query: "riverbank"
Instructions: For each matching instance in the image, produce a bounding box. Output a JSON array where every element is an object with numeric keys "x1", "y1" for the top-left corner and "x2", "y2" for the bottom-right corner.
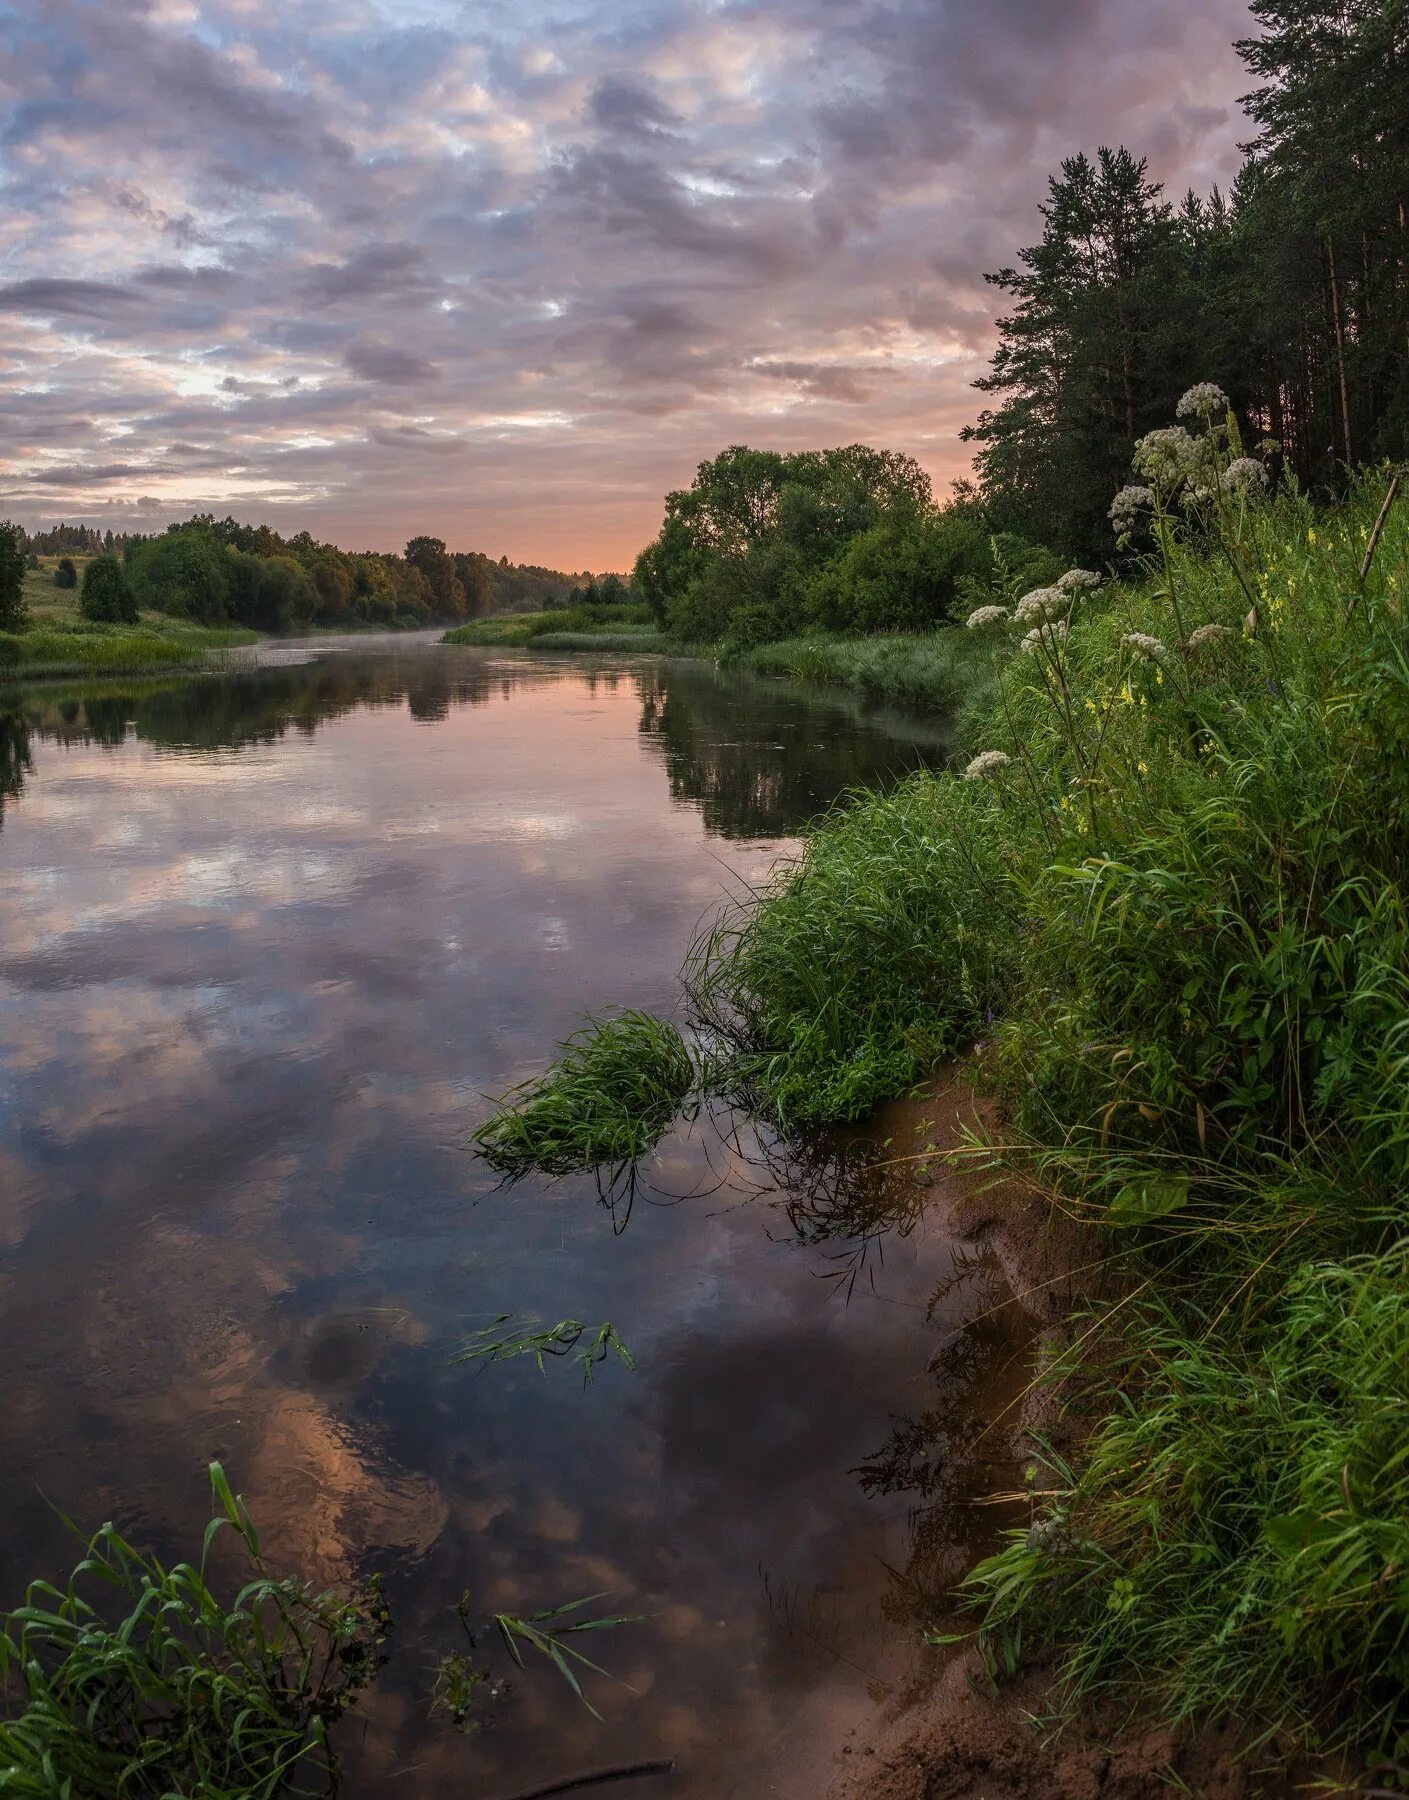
[
  {"x1": 442, "y1": 611, "x2": 1005, "y2": 722},
  {"x1": 474, "y1": 432, "x2": 1409, "y2": 1780},
  {"x1": 0, "y1": 620, "x2": 259, "y2": 680}
]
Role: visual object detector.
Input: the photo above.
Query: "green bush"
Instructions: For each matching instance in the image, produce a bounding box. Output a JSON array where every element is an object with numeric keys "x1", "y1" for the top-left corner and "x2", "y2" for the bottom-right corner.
[{"x1": 79, "y1": 554, "x2": 137, "y2": 624}]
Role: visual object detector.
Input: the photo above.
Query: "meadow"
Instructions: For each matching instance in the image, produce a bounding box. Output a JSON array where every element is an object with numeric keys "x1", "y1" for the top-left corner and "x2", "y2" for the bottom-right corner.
[{"x1": 2, "y1": 556, "x2": 256, "y2": 678}]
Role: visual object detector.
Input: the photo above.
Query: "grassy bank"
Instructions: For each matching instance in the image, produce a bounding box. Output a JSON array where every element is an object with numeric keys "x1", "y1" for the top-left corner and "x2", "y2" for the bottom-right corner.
[
  {"x1": 0, "y1": 620, "x2": 256, "y2": 679},
  {"x1": 474, "y1": 400, "x2": 1409, "y2": 1763},
  {"x1": 443, "y1": 602, "x2": 656, "y2": 647},
  {"x1": 732, "y1": 628, "x2": 1003, "y2": 724}
]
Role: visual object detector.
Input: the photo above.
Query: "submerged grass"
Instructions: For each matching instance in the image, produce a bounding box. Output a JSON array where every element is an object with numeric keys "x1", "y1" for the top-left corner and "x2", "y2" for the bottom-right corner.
[
  {"x1": 472, "y1": 400, "x2": 1409, "y2": 1760},
  {"x1": 473, "y1": 1010, "x2": 696, "y2": 1183}
]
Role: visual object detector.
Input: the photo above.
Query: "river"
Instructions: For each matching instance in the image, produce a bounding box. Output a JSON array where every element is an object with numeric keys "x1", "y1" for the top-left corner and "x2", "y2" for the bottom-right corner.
[{"x1": 0, "y1": 637, "x2": 1028, "y2": 1797}]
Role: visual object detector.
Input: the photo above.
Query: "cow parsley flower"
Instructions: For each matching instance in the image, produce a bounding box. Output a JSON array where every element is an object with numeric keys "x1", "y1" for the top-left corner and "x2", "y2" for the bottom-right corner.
[
  {"x1": 1057, "y1": 568, "x2": 1101, "y2": 593},
  {"x1": 965, "y1": 604, "x2": 1010, "y2": 630},
  {"x1": 1221, "y1": 457, "x2": 1268, "y2": 495},
  {"x1": 1109, "y1": 485, "x2": 1155, "y2": 532},
  {"x1": 1123, "y1": 630, "x2": 1168, "y2": 663},
  {"x1": 1133, "y1": 426, "x2": 1203, "y2": 488},
  {"x1": 1176, "y1": 381, "x2": 1229, "y2": 420},
  {"x1": 1014, "y1": 586, "x2": 1070, "y2": 626},
  {"x1": 1185, "y1": 622, "x2": 1236, "y2": 652},
  {"x1": 1021, "y1": 620, "x2": 1069, "y2": 655},
  {"x1": 963, "y1": 750, "x2": 1011, "y2": 781}
]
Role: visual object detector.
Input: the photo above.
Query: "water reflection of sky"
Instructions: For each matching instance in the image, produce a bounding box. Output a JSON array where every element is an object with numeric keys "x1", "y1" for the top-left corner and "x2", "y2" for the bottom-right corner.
[{"x1": 0, "y1": 648, "x2": 1017, "y2": 1797}]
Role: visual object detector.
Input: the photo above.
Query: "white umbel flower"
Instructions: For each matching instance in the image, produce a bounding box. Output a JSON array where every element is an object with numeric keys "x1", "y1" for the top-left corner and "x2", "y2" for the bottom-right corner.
[
  {"x1": 1021, "y1": 620, "x2": 1069, "y2": 655},
  {"x1": 965, "y1": 604, "x2": 1010, "y2": 630},
  {"x1": 1057, "y1": 568, "x2": 1102, "y2": 593},
  {"x1": 1133, "y1": 426, "x2": 1203, "y2": 487},
  {"x1": 963, "y1": 750, "x2": 1011, "y2": 781},
  {"x1": 1176, "y1": 382, "x2": 1230, "y2": 420},
  {"x1": 1221, "y1": 457, "x2": 1268, "y2": 495},
  {"x1": 1110, "y1": 485, "x2": 1155, "y2": 531},
  {"x1": 1122, "y1": 630, "x2": 1168, "y2": 662},
  {"x1": 1014, "y1": 586, "x2": 1070, "y2": 626}
]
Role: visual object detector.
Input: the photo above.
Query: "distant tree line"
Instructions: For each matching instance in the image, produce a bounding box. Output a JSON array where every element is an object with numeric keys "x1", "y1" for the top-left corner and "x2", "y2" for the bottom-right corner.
[{"x1": 4, "y1": 514, "x2": 596, "y2": 634}]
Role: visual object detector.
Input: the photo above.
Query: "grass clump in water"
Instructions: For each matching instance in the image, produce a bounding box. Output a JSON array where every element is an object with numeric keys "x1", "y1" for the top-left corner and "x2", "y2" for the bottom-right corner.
[
  {"x1": 473, "y1": 1010, "x2": 696, "y2": 1184},
  {"x1": 0, "y1": 1462, "x2": 388, "y2": 1798}
]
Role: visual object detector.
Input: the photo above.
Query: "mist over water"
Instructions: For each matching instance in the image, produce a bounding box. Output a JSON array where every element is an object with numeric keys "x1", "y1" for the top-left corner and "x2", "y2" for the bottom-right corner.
[{"x1": 0, "y1": 642, "x2": 1025, "y2": 1796}]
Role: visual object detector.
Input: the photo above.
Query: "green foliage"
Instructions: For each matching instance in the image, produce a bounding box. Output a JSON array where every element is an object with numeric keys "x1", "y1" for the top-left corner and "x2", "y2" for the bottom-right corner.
[
  {"x1": 125, "y1": 528, "x2": 232, "y2": 624},
  {"x1": 633, "y1": 442, "x2": 1036, "y2": 646},
  {"x1": 473, "y1": 1010, "x2": 697, "y2": 1186},
  {"x1": 0, "y1": 625, "x2": 254, "y2": 679},
  {"x1": 0, "y1": 1463, "x2": 389, "y2": 1797},
  {"x1": 0, "y1": 525, "x2": 29, "y2": 634},
  {"x1": 972, "y1": 1249, "x2": 1409, "y2": 1747},
  {"x1": 52, "y1": 557, "x2": 77, "y2": 591},
  {"x1": 78, "y1": 554, "x2": 137, "y2": 624},
  {"x1": 454, "y1": 1315, "x2": 636, "y2": 1386},
  {"x1": 969, "y1": 10, "x2": 1409, "y2": 555},
  {"x1": 687, "y1": 774, "x2": 1019, "y2": 1127}
]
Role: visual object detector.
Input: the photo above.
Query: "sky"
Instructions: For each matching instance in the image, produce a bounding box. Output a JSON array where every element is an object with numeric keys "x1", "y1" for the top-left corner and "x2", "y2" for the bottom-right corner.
[{"x1": 0, "y1": 0, "x2": 1255, "y2": 570}]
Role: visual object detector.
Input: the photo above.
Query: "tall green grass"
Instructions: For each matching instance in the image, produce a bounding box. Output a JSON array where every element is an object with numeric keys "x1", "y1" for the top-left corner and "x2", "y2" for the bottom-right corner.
[
  {"x1": 0, "y1": 1464, "x2": 387, "y2": 1797},
  {"x1": 687, "y1": 775, "x2": 1017, "y2": 1127},
  {"x1": 0, "y1": 622, "x2": 255, "y2": 678}
]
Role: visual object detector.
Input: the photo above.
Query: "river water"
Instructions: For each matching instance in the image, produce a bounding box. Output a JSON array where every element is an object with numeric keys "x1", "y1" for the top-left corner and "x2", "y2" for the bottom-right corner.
[{"x1": 0, "y1": 638, "x2": 1028, "y2": 1797}]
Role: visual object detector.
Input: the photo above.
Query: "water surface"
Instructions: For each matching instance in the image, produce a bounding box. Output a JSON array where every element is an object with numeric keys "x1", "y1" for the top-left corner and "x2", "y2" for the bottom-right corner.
[{"x1": 0, "y1": 641, "x2": 1027, "y2": 1796}]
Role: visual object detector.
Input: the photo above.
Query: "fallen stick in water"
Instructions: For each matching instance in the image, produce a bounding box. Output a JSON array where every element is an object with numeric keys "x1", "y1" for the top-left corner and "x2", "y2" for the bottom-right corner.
[{"x1": 490, "y1": 1757, "x2": 677, "y2": 1800}]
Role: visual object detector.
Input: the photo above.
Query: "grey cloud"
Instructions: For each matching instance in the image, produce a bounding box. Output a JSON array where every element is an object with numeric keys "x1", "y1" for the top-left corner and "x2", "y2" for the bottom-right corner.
[
  {"x1": 0, "y1": 279, "x2": 142, "y2": 318},
  {"x1": 344, "y1": 340, "x2": 439, "y2": 385},
  {"x1": 589, "y1": 75, "x2": 682, "y2": 138}
]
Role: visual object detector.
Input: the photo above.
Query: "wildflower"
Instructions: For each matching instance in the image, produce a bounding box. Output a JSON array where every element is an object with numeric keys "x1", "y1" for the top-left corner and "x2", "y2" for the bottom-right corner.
[
  {"x1": 1122, "y1": 630, "x2": 1168, "y2": 663},
  {"x1": 1020, "y1": 620, "x2": 1069, "y2": 655},
  {"x1": 1133, "y1": 426, "x2": 1203, "y2": 488},
  {"x1": 964, "y1": 604, "x2": 1010, "y2": 630},
  {"x1": 1057, "y1": 568, "x2": 1101, "y2": 593},
  {"x1": 1109, "y1": 485, "x2": 1155, "y2": 532},
  {"x1": 1221, "y1": 457, "x2": 1268, "y2": 495},
  {"x1": 962, "y1": 750, "x2": 1011, "y2": 781},
  {"x1": 1013, "y1": 586, "x2": 1070, "y2": 626},
  {"x1": 1185, "y1": 622, "x2": 1236, "y2": 653},
  {"x1": 1175, "y1": 381, "x2": 1230, "y2": 420}
]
